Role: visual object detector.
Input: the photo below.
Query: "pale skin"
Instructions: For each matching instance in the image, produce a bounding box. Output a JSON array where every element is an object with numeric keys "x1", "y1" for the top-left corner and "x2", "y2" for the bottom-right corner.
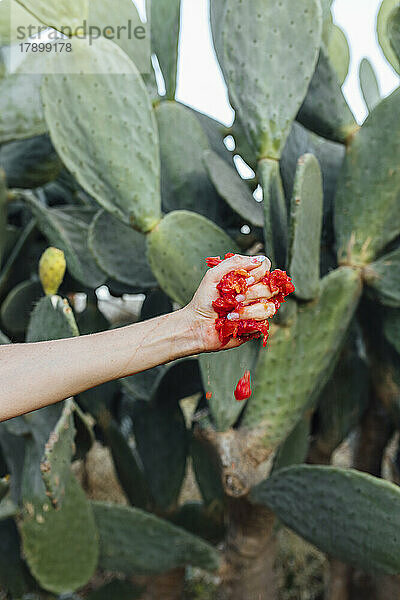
[{"x1": 0, "y1": 254, "x2": 275, "y2": 422}]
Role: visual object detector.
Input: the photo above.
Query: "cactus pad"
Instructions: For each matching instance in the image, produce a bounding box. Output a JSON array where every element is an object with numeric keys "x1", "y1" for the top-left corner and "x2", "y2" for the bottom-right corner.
[
  {"x1": 241, "y1": 267, "x2": 362, "y2": 453},
  {"x1": 288, "y1": 154, "x2": 323, "y2": 300},
  {"x1": 251, "y1": 465, "x2": 400, "y2": 574},
  {"x1": 88, "y1": 210, "x2": 156, "y2": 290},
  {"x1": 26, "y1": 296, "x2": 79, "y2": 343},
  {"x1": 20, "y1": 475, "x2": 99, "y2": 594},
  {"x1": 359, "y1": 58, "x2": 381, "y2": 113},
  {"x1": 199, "y1": 341, "x2": 260, "y2": 431},
  {"x1": 297, "y1": 49, "x2": 357, "y2": 143},
  {"x1": 131, "y1": 395, "x2": 188, "y2": 511},
  {"x1": 93, "y1": 501, "x2": 220, "y2": 574},
  {"x1": 0, "y1": 135, "x2": 61, "y2": 189},
  {"x1": 378, "y1": 0, "x2": 400, "y2": 74},
  {"x1": 1, "y1": 280, "x2": 43, "y2": 335},
  {"x1": 0, "y1": 69, "x2": 45, "y2": 144},
  {"x1": 335, "y1": 87, "x2": 400, "y2": 264},
  {"x1": 155, "y1": 102, "x2": 222, "y2": 220},
  {"x1": 147, "y1": 210, "x2": 238, "y2": 306},
  {"x1": 219, "y1": 0, "x2": 322, "y2": 159},
  {"x1": 327, "y1": 24, "x2": 350, "y2": 85},
  {"x1": 150, "y1": 0, "x2": 181, "y2": 99},
  {"x1": 25, "y1": 196, "x2": 106, "y2": 288},
  {"x1": 41, "y1": 37, "x2": 161, "y2": 233},
  {"x1": 40, "y1": 398, "x2": 76, "y2": 509},
  {"x1": 15, "y1": 0, "x2": 88, "y2": 31},
  {"x1": 203, "y1": 149, "x2": 264, "y2": 227},
  {"x1": 364, "y1": 247, "x2": 400, "y2": 307},
  {"x1": 388, "y1": 4, "x2": 400, "y2": 62}
]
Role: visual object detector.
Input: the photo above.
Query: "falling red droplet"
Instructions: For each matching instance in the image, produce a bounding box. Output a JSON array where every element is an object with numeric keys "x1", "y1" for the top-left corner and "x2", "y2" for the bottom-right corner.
[
  {"x1": 206, "y1": 391, "x2": 212, "y2": 400},
  {"x1": 234, "y1": 370, "x2": 252, "y2": 401}
]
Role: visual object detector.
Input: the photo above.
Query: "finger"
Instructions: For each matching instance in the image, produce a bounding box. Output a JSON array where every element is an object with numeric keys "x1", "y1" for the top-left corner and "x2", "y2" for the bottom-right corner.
[
  {"x1": 244, "y1": 258, "x2": 271, "y2": 285},
  {"x1": 235, "y1": 282, "x2": 277, "y2": 304},
  {"x1": 227, "y1": 301, "x2": 276, "y2": 321},
  {"x1": 207, "y1": 254, "x2": 269, "y2": 283}
]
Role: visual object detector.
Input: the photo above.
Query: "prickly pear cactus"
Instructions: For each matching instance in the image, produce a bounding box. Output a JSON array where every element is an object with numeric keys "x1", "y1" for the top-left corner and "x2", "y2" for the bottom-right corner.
[
  {"x1": 0, "y1": 1, "x2": 400, "y2": 599},
  {"x1": 38, "y1": 247, "x2": 66, "y2": 296}
]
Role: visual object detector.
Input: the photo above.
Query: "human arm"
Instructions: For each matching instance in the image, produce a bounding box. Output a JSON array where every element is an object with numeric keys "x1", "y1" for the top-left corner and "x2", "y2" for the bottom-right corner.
[{"x1": 0, "y1": 254, "x2": 274, "y2": 421}]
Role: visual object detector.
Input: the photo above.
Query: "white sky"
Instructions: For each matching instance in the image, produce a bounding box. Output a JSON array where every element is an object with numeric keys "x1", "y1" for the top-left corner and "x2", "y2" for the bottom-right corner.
[{"x1": 175, "y1": 0, "x2": 400, "y2": 125}]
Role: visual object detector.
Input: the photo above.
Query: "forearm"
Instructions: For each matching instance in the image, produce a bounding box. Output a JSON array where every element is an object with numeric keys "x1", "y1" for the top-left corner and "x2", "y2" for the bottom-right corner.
[{"x1": 0, "y1": 307, "x2": 202, "y2": 422}]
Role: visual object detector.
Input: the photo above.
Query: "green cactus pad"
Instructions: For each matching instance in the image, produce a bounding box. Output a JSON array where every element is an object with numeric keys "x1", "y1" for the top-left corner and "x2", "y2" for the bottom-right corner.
[
  {"x1": 99, "y1": 411, "x2": 152, "y2": 509},
  {"x1": 388, "y1": 5, "x2": 400, "y2": 62},
  {"x1": 20, "y1": 474, "x2": 99, "y2": 594},
  {"x1": 122, "y1": 364, "x2": 167, "y2": 402},
  {"x1": 359, "y1": 58, "x2": 381, "y2": 113},
  {"x1": 271, "y1": 415, "x2": 310, "y2": 473},
  {"x1": 383, "y1": 308, "x2": 400, "y2": 354},
  {"x1": 203, "y1": 149, "x2": 264, "y2": 227},
  {"x1": 191, "y1": 435, "x2": 224, "y2": 509},
  {"x1": 241, "y1": 268, "x2": 362, "y2": 453},
  {"x1": 335, "y1": 87, "x2": 400, "y2": 265},
  {"x1": 210, "y1": 0, "x2": 227, "y2": 74},
  {"x1": 288, "y1": 154, "x2": 323, "y2": 300},
  {"x1": 251, "y1": 464, "x2": 400, "y2": 574},
  {"x1": 151, "y1": 0, "x2": 181, "y2": 99},
  {"x1": 40, "y1": 398, "x2": 76, "y2": 509},
  {"x1": 0, "y1": 478, "x2": 8, "y2": 502},
  {"x1": 258, "y1": 158, "x2": 287, "y2": 268},
  {"x1": 327, "y1": 24, "x2": 350, "y2": 85},
  {"x1": 0, "y1": 170, "x2": 7, "y2": 269},
  {"x1": 312, "y1": 332, "x2": 368, "y2": 459},
  {"x1": 297, "y1": 49, "x2": 357, "y2": 143},
  {"x1": 219, "y1": 0, "x2": 321, "y2": 160},
  {"x1": 140, "y1": 289, "x2": 173, "y2": 321},
  {"x1": 131, "y1": 396, "x2": 188, "y2": 511},
  {"x1": 26, "y1": 296, "x2": 79, "y2": 343},
  {"x1": 0, "y1": 69, "x2": 46, "y2": 144},
  {"x1": 147, "y1": 210, "x2": 238, "y2": 306},
  {"x1": 88, "y1": 0, "x2": 148, "y2": 69},
  {"x1": 281, "y1": 122, "x2": 345, "y2": 231},
  {"x1": 1, "y1": 279, "x2": 42, "y2": 335},
  {"x1": 0, "y1": 0, "x2": 41, "y2": 45},
  {"x1": 25, "y1": 196, "x2": 106, "y2": 288},
  {"x1": 364, "y1": 247, "x2": 400, "y2": 307},
  {"x1": 76, "y1": 301, "x2": 108, "y2": 335},
  {"x1": 191, "y1": 108, "x2": 232, "y2": 163},
  {"x1": 378, "y1": 0, "x2": 400, "y2": 74},
  {"x1": 199, "y1": 340, "x2": 260, "y2": 431},
  {"x1": 92, "y1": 501, "x2": 220, "y2": 573},
  {"x1": 86, "y1": 579, "x2": 143, "y2": 600},
  {"x1": 89, "y1": 210, "x2": 157, "y2": 289},
  {"x1": 0, "y1": 520, "x2": 32, "y2": 597},
  {"x1": 0, "y1": 495, "x2": 18, "y2": 521},
  {"x1": 15, "y1": 0, "x2": 88, "y2": 31},
  {"x1": 0, "y1": 135, "x2": 62, "y2": 189},
  {"x1": 155, "y1": 102, "x2": 222, "y2": 220},
  {"x1": 0, "y1": 330, "x2": 10, "y2": 344},
  {"x1": 41, "y1": 37, "x2": 161, "y2": 233}
]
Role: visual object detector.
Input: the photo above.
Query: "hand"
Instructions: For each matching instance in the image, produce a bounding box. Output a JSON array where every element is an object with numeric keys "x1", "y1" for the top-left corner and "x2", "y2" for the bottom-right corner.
[{"x1": 183, "y1": 253, "x2": 276, "y2": 352}]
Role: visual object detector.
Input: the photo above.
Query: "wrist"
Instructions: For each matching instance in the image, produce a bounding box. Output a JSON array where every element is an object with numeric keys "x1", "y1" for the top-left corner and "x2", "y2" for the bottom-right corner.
[{"x1": 173, "y1": 306, "x2": 207, "y2": 358}]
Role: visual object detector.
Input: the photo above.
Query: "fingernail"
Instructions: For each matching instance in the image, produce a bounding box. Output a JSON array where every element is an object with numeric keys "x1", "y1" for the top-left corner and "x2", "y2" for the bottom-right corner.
[
  {"x1": 246, "y1": 276, "x2": 255, "y2": 285},
  {"x1": 235, "y1": 294, "x2": 246, "y2": 302},
  {"x1": 227, "y1": 312, "x2": 240, "y2": 321},
  {"x1": 251, "y1": 255, "x2": 266, "y2": 264}
]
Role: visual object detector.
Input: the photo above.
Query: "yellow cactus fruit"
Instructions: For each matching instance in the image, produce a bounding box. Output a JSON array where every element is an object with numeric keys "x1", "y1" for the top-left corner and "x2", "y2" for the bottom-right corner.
[{"x1": 39, "y1": 247, "x2": 66, "y2": 296}]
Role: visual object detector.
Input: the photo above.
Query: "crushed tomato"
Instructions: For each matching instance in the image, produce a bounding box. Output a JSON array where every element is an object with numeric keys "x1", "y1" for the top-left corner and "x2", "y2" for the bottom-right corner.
[
  {"x1": 234, "y1": 370, "x2": 252, "y2": 401},
  {"x1": 206, "y1": 253, "x2": 295, "y2": 347}
]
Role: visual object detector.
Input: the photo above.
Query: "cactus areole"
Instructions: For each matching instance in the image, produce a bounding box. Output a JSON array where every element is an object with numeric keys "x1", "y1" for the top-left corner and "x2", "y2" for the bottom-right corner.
[{"x1": 206, "y1": 253, "x2": 295, "y2": 346}]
